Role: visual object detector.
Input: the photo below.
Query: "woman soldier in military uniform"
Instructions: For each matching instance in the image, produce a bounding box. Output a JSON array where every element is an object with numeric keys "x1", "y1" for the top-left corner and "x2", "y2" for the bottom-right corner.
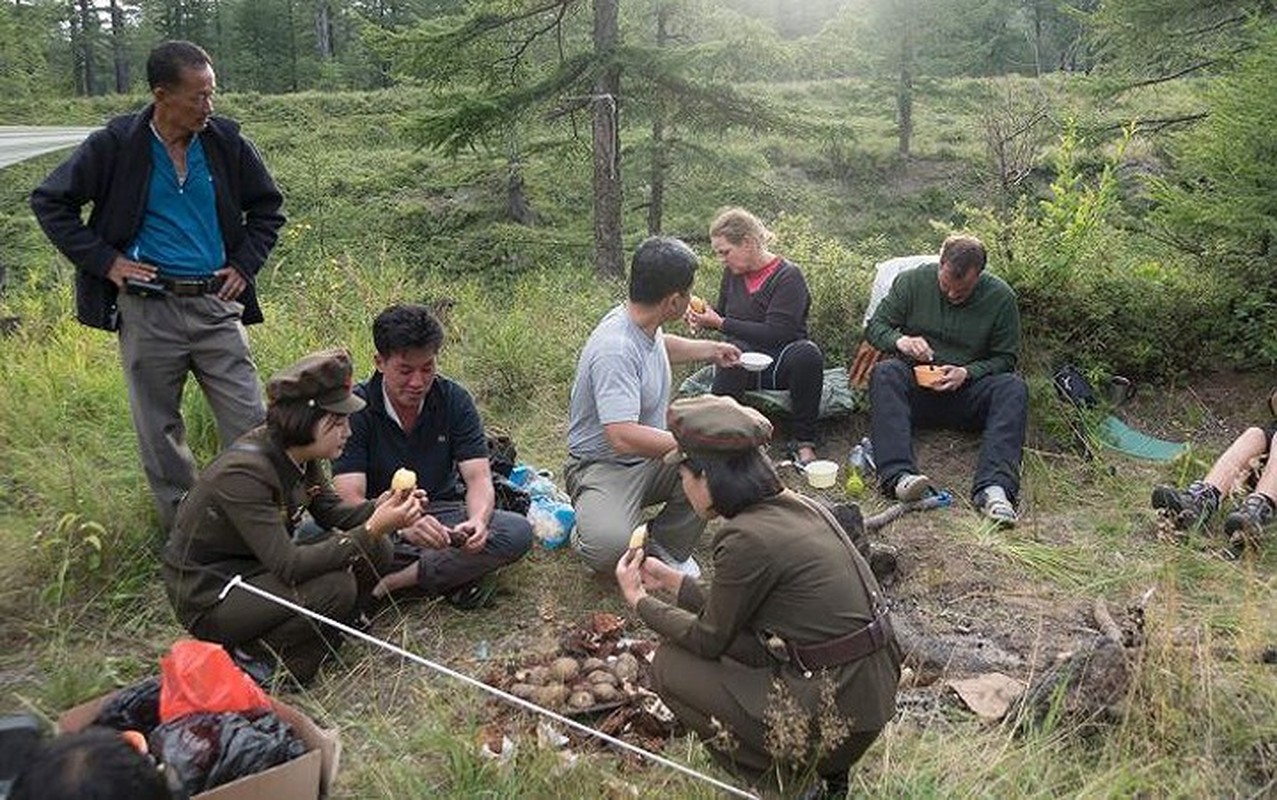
[
  {"x1": 163, "y1": 349, "x2": 423, "y2": 684},
  {"x1": 615, "y1": 394, "x2": 900, "y2": 799}
]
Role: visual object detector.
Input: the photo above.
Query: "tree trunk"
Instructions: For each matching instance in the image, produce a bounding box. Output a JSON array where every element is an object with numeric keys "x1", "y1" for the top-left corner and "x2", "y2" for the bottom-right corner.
[
  {"x1": 896, "y1": 23, "x2": 913, "y2": 158},
  {"x1": 592, "y1": 0, "x2": 624, "y2": 278},
  {"x1": 76, "y1": 0, "x2": 96, "y2": 96},
  {"x1": 316, "y1": 1, "x2": 333, "y2": 59},
  {"x1": 109, "y1": 0, "x2": 128, "y2": 93},
  {"x1": 646, "y1": 4, "x2": 669, "y2": 236}
]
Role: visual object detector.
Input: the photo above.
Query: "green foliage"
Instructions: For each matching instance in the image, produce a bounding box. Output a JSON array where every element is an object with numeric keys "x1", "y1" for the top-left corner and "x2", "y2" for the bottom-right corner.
[
  {"x1": 1144, "y1": 24, "x2": 1277, "y2": 368},
  {"x1": 965, "y1": 123, "x2": 1227, "y2": 378}
]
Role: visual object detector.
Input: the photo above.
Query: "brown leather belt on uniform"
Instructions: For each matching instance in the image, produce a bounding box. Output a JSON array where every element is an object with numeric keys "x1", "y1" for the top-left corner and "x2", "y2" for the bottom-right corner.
[{"x1": 761, "y1": 611, "x2": 895, "y2": 675}]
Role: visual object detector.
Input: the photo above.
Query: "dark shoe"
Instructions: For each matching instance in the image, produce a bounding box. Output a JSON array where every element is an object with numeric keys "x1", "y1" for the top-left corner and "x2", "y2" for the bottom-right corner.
[
  {"x1": 228, "y1": 645, "x2": 276, "y2": 689},
  {"x1": 1151, "y1": 480, "x2": 1219, "y2": 530},
  {"x1": 1224, "y1": 492, "x2": 1274, "y2": 550},
  {"x1": 447, "y1": 575, "x2": 499, "y2": 610},
  {"x1": 794, "y1": 773, "x2": 849, "y2": 800},
  {"x1": 787, "y1": 440, "x2": 819, "y2": 467}
]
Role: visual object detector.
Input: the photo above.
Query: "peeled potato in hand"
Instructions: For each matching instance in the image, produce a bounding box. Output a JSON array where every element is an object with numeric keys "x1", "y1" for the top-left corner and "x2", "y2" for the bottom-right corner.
[
  {"x1": 628, "y1": 524, "x2": 647, "y2": 551},
  {"x1": 391, "y1": 467, "x2": 417, "y2": 494},
  {"x1": 689, "y1": 295, "x2": 707, "y2": 314}
]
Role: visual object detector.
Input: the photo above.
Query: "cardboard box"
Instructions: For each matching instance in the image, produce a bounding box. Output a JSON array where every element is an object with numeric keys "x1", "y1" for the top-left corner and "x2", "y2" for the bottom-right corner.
[{"x1": 58, "y1": 691, "x2": 340, "y2": 800}]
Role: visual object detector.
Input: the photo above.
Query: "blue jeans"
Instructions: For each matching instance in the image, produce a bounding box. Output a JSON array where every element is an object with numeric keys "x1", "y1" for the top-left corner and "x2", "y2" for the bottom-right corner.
[{"x1": 868, "y1": 359, "x2": 1027, "y2": 503}]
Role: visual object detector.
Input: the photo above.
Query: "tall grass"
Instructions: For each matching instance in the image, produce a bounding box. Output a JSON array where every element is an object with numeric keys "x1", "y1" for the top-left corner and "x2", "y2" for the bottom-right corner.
[{"x1": 0, "y1": 77, "x2": 1274, "y2": 797}]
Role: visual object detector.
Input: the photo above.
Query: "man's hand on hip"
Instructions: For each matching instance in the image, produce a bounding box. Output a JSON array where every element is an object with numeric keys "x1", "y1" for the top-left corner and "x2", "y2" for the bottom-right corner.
[
  {"x1": 215, "y1": 266, "x2": 248, "y2": 301},
  {"x1": 106, "y1": 256, "x2": 156, "y2": 289}
]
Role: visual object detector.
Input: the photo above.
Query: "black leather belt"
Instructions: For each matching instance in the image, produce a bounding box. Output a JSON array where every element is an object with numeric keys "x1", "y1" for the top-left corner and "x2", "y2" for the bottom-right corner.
[
  {"x1": 762, "y1": 612, "x2": 895, "y2": 674},
  {"x1": 159, "y1": 275, "x2": 222, "y2": 296}
]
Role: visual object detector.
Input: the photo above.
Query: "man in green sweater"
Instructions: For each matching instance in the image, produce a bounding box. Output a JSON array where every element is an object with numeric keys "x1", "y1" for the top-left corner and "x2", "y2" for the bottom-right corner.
[{"x1": 864, "y1": 234, "x2": 1027, "y2": 525}]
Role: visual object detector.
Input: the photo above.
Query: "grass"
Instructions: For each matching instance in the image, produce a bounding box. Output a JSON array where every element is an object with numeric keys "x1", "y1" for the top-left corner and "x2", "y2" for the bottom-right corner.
[{"x1": 1, "y1": 75, "x2": 1275, "y2": 796}]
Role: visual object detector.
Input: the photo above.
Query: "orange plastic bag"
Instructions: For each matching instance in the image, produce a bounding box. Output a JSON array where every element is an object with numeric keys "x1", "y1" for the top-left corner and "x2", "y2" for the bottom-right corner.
[{"x1": 159, "y1": 639, "x2": 270, "y2": 723}]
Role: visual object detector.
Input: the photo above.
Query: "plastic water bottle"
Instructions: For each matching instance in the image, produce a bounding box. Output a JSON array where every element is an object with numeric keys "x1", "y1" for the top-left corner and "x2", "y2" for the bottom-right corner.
[{"x1": 845, "y1": 444, "x2": 867, "y2": 498}]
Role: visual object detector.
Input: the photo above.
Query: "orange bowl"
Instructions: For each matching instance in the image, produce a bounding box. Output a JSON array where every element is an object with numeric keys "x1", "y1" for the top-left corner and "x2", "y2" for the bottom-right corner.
[{"x1": 913, "y1": 364, "x2": 945, "y2": 389}]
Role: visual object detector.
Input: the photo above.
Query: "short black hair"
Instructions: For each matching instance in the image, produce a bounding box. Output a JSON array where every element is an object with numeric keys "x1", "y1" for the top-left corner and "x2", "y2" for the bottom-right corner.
[
  {"x1": 147, "y1": 40, "x2": 212, "y2": 90},
  {"x1": 372, "y1": 304, "x2": 445, "y2": 357},
  {"x1": 628, "y1": 236, "x2": 698, "y2": 304},
  {"x1": 10, "y1": 727, "x2": 182, "y2": 800},
  {"x1": 267, "y1": 402, "x2": 338, "y2": 449},
  {"x1": 681, "y1": 447, "x2": 781, "y2": 518}
]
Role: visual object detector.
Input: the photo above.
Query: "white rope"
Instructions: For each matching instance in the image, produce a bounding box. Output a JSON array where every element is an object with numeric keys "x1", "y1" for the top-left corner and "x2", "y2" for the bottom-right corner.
[{"x1": 218, "y1": 575, "x2": 759, "y2": 799}]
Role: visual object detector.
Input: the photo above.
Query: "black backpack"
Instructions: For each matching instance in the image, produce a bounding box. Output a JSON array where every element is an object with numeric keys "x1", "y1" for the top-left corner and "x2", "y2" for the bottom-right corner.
[
  {"x1": 486, "y1": 430, "x2": 530, "y2": 514},
  {"x1": 1053, "y1": 364, "x2": 1099, "y2": 409}
]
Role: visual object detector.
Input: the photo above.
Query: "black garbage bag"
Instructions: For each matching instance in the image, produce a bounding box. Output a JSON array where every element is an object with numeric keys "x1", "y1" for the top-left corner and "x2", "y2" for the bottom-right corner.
[
  {"x1": 92, "y1": 677, "x2": 161, "y2": 734},
  {"x1": 151, "y1": 710, "x2": 305, "y2": 795}
]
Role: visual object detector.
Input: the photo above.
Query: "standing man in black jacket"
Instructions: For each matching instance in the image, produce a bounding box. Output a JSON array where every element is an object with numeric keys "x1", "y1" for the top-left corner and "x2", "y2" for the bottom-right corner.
[{"x1": 30, "y1": 40, "x2": 285, "y2": 531}]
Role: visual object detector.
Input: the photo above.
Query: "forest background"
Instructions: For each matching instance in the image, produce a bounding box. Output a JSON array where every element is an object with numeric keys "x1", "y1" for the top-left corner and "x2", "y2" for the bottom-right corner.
[{"x1": 1, "y1": 0, "x2": 1275, "y2": 797}]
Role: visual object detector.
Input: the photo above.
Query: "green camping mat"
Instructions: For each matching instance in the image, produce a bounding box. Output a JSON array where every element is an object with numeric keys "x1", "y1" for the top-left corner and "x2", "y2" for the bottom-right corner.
[
  {"x1": 678, "y1": 365, "x2": 865, "y2": 418},
  {"x1": 1096, "y1": 415, "x2": 1187, "y2": 462}
]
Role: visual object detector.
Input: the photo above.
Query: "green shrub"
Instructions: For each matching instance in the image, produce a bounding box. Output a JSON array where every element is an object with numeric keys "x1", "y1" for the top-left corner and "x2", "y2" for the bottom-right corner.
[{"x1": 965, "y1": 124, "x2": 1228, "y2": 379}]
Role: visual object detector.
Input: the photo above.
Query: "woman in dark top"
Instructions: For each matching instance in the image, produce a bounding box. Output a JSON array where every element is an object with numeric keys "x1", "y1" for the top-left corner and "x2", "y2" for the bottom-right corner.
[
  {"x1": 688, "y1": 207, "x2": 825, "y2": 464},
  {"x1": 615, "y1": 395, "x2": 900, "y2": 798},
  {"x1": 162, "y1": 349, "x2": 422, "y2": 684}
]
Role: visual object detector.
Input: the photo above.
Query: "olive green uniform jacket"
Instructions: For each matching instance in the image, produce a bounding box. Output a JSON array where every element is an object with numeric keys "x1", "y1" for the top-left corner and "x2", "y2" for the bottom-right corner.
[
  {"x1": 637, "y1": 490, "x2": 900, "y2": 779},
  {"x1": 162, "y1": 427, "x2": 392, "y2": 629}
]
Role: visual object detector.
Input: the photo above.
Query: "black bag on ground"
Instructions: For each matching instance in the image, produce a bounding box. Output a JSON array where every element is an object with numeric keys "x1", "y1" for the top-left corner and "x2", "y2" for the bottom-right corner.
[
  {"x1": 486, "y1": 429, "x2": 531, "y2": 514},
  {"x1": 1053, "y1": 364, "x2": 1099, "y2": 409},
  {"x1": 92, "y1": 677, "x2": 161, "y2": 733},
  {"x1": 150, "y1": 710, "x2": 305, "y2": 796}
]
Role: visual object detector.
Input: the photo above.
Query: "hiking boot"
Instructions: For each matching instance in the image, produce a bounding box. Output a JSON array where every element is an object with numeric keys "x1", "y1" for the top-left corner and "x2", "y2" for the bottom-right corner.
[
  {"x1": 1151, "y1": 480, "x2": 1219, "y2": 530},
  {"x1": 1223, "y1": 492, "x2": 1274, "y2": 550},
  {"x1": 893, "y1": 473, "x2": 936, "y2": 502}
]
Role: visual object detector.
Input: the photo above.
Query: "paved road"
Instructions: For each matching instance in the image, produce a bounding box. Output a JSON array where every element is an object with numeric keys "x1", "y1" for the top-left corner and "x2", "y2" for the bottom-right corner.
[{"x1": 0, "y1": 126, "x2": 97, "y2": 169}]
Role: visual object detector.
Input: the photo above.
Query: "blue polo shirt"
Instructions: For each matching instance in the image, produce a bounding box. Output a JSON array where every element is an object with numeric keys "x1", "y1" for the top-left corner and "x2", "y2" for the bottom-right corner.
[
  {"x1": 332, "y1": 372, "x2": 490, "y2": 501},
  {"x1": 127, "y1": 133, "x2": 225, "y2": 277}
]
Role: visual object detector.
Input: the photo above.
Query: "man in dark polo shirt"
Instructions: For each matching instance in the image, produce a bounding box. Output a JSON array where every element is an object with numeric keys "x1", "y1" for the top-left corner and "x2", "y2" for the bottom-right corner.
[
  {"x1": 30, "y1": 40, "x2": 284, "y2": 531},
  {"x1": 333, "y1": 304, "x2": 532, "y2": 609}
]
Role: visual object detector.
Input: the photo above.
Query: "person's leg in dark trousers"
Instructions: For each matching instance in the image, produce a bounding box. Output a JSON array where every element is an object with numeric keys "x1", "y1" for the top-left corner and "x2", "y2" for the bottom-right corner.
[
  {"x1": 868, "y1": 359, "x2": 922, "y2": 496},
  {"x1": 904, "y1": 372, "x2": 1027, "y2": 504},
  {"x1": 192, "y1": 570, "x2": 358, "y2": 684},
  {"x1": 393, "y1": 501, "x2": 532, "y2": 597},
  {"x1": 711, "y1": 363, "x2": 755, "y2": 398},
  {"x1": 766, "y1": 339, "x2": 824, "y2": 446},
  {"x1": 955, "y1": 373, "x2": 1028, "y2": 503}
]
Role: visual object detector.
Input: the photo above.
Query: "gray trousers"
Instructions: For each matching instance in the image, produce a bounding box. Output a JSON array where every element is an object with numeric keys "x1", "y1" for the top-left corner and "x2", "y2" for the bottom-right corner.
[
  {"x1": 564, "y1": 455, "x2": 706, "y2": 573},
  {"x1": 117, "y1": 292, "x2": 265, "y2": 531}
]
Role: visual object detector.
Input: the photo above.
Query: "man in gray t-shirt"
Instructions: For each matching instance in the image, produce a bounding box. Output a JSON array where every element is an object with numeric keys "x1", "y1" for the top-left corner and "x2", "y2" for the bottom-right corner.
[{"x1": 566, "y1": 237, "x2": 740, "y2": 574}]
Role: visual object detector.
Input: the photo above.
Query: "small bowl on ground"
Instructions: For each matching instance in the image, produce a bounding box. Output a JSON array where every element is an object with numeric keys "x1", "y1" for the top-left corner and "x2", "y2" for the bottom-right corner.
[
  {"x1": 740, "y1": 352, "x2": 773, "y2": 372},
  {"x1": 913, "y1": 364, "x2": 945, "y2": 389},
  {"x1": 803, "y1": 460, "x2": 839, "y2": 489}
]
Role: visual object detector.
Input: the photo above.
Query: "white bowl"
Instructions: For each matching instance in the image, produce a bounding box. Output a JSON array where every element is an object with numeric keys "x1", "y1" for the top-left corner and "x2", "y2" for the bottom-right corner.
[
  {"x1": 739, "y1": 352, "x2": 773, "y2": 372},
  {"x1": 803, "y1": 460, "x2": 839, "y2": 489}
]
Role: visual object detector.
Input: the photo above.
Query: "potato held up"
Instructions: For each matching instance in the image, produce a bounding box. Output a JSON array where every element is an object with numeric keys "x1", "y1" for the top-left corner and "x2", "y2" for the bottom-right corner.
[
  {"x1": 627, "y1": 524, "x2": 647, "y2": 553},
  {"x1": 689, "y1": 295, "x2": 707, "y2": 314},
  {"x1": 391, "y1": 467, "x2": 418, "y2": 494}
]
